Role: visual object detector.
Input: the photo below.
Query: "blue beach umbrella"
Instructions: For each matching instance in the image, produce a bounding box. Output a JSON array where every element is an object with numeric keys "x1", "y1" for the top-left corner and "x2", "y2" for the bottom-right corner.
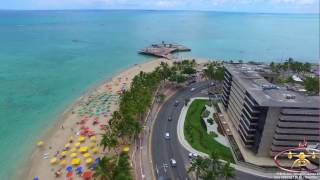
[
  {"x1": 66, "y1": 166, "x2": 73, "y2": 172},
  {"x1": 33, "y1": 177, "x2": 39, "y2": 180},
  {"x1": 76, "y1": 166, "x2": 83, "y2": 174}
]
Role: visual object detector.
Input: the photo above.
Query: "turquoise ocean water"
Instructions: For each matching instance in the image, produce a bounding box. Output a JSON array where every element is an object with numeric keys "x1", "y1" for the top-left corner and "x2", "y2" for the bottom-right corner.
[{"x1": 0, "y1": 10, "x2": 318, "y2": 178}]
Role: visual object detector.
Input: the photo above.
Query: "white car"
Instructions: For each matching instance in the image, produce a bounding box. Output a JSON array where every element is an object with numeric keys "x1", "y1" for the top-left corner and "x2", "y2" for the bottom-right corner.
[
  {"x1": 190, "y1": 87, "x2": 196, "y2": 92},
  {"x1": 165, "y1": 132, "x2": 170, "y2": 139},
  {"x1": 170, "y1": 158, "x2": 177, "y2": 167},
  {"x1": 188, "y1": 152, "x2": 199, "y2": 158}
]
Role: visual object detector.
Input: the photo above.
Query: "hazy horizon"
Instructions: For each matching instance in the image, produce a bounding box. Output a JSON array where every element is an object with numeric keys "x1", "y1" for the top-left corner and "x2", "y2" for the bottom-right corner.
[
  {"x1": 1, "y1": 0, "x2": 319, "y2": 14},
  {"x1": 0, "y1": 8, "x2": 319, "y2": 15}
]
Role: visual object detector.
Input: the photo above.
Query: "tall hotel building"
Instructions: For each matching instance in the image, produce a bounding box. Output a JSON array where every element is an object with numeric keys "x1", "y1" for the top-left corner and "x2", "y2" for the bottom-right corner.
[{"x1": 222, "y1": 63, "x2": 320, "y2": 157}]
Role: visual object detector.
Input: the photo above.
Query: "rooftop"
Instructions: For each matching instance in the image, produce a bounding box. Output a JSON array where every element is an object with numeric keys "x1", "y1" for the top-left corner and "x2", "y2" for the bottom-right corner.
[{"x1": 224, "y1": 63, "x2": 320, "y2": 108}]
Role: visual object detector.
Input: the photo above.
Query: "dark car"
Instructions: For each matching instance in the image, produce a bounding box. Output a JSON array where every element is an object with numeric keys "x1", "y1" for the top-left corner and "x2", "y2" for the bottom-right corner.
[
  {"x1": 168, "y1": 116, "x2": 172, "y2": 121},
  {"x1": 174, "y1": 100, "x2": 179, "y2": 107}
]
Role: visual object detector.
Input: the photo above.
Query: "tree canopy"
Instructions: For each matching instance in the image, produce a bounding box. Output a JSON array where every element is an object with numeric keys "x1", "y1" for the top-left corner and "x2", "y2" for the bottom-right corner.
[
  {"x1": 304, "y1": 76, "x2": 320, "y2": 94},
  {"x1": 203, "y1": 62, "x2": 225, "y2": 81}
]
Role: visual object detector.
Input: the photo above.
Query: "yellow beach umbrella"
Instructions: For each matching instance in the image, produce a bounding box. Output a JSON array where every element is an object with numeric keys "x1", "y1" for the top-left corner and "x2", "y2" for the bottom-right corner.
[
  {"x1": 79, "y1": 146, "x2": 88, "y2": 153},
  {"x1": 68, "y1": 136, "x2": 74, "y2": 142},
  {"x1": 74, "y1": 142, "x2": 81, "y2": 148},
  {"x1": 71, "y1": 158, "x2": 81, "y2": 166},
  {"x1": 90, "y1": 136, "x2": 96, "y2": 142},
  {"x1": 60, "y1": 159, "x2": 66, "y2": 166},
  {"x1": 70, "y1": 147, "x2": 77, "y2": 153},
  {"x1": 85, "y1": 158, "x2": 93, "y2": 165},
  {"x1": 37, "y1": 140, "x2": 44, "y2": 147},
  {"x1": 92, "y1": 147, "x2": 98, "y2": 154},
  {"x1": 123, "y1": 146, "x2": 130, "y2": 153},
  {"x1": 64, "y1": 143, "x2": 70, "y2": 149},
  {"x1": 88, "y1": 143, "x2": 95, "y2": 148},
  {"x1": 83, "y1": 153, "x2": 90, "y2": 158},
  {"x1": 50, "y1": 157, "x2": 57, "y2": 164},
  {"x1": 70, "y1": 153, "x2": 77, "y2": 158},
  {"x1": 78, "y1": 136, "x2": 85, "y2": 142},
  {"x1": 60, "y1": 151, "x2": 68, "y2": 157}
]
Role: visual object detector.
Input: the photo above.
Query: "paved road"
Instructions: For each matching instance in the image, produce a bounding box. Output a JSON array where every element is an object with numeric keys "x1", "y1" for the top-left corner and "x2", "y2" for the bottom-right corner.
[{"x1": 151, "y1": 81, "x2": 271, "y2": 180}]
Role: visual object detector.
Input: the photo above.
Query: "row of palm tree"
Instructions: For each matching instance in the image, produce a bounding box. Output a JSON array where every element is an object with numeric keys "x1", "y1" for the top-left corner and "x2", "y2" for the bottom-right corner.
[
  {"x1": 188, "y1": 151, "x2": 235, "y2": 180},
  {"x1": 270, "y1": 58, "x2": 311, "y2": 74},
  {"x1": 96, "y1": 60, "x2": 200, "y2": 179},
  {"x1": 203, "y1": 62, "x2": 225, "y2": 81},
  {"x1": 96, "y1": 62, "x2": 180, "y2": 179}
]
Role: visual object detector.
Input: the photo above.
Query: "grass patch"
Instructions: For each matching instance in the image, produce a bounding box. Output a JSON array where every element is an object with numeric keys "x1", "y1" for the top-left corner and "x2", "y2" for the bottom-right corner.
[{"x1": 184, "y1": 99, "x2": 234, "y2": 162}]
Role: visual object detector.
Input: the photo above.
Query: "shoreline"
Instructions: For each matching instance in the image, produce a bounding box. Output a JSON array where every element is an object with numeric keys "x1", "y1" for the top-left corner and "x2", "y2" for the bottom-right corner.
[{"x1": 15, "y1": 58, "x2": 170, "y2": 180}]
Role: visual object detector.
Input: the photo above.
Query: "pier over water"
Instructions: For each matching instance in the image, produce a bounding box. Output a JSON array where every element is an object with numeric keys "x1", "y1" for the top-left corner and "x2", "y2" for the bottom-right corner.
[{"x1": 139, "y1": 41, "x2": 191, "y2": 59}]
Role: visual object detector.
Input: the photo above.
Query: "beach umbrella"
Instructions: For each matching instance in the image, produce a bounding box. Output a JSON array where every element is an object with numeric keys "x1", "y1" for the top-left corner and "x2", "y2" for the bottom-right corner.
[
  {"x1": 88, "y1": 143, "x2": 95, "y2": 148},
  {"x1": 83, "y1": 170, "x2": 92, "y2": 179},
  {"x1": 85, "y1": 158, "x2": 93, "y2": 165},
  {"x1": 76, "y1": 166, "x2": 83, "y2": 174},
  {"x1": 64, "y1": 143, "x2": 70, "y2": 149},
  {"x1": 33, "y1": 176, "x2": 39, "y2": 180},
  {"x1": 66, "y1": 172, "x2": 73, "y2": 179},
  {"x1": 83, "y1": 153, "x2": 90, "y2": 158},
  {"x1": 37, "y1": 140, "x2": 44, "y2": 147},
  {"x1": 50, "y1": 157, "x2": 57, "y2": 164},
  {"x1": 70, "y1": 147, "x2": 77, "y2": 153},
  {"x1": 60, "y1": 151, "x2": 68, "y2": 158},
  {"x1": 60, "y1": 159, "x2": 66, "y2": 166},
  {"x1": 79, "y1": 146, "x2": 88, "y2": 153},
  {"x1": 66, "y1": 166, "x2": 73, "y2": 172},
  {"x1": 92, "y1": 147, "x2": 98, "y2": 154},
  {"x1": 90, "y1": 136, "x2": 96, "y2": 142},
  {"x1": 71, "y1": 158, "x2": 81, "y2": 166},
  {"x1": 68, "y1": 136, "x2": 73, "y2": 142},
  {"x1": 74, "y1": 142, "x2": 81, "y2": 148},
  {"x1": 78, "y1": 136, "x2": 85, "y2": 142},
  {"x1": 123, "y1": 146, "x2": 130, "y2": 153},
  {"x1": 70, "y1": 153, "x2": 77, "y2": 158}
]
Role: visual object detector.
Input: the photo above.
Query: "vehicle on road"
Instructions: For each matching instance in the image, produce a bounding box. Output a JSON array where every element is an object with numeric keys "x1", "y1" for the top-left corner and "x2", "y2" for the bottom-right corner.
[
  {"x1": 190, "y1": 87, "x2": 196, "y2": 92},
  {"x1": 170, "y1": 159, "x2": 177, "y2": 167},
  {"x1": 168, "y1": 116, "x2": 172, "y2": 121},
  {"x1": 174, "y1": 100, "x2": 179, "y2": 107},
  {"x1": 165, "y1": 132, "x2": 170, "y2": 139},
  {"x1": 188, "y1": 152, "x2": 199, "y2": 158}
]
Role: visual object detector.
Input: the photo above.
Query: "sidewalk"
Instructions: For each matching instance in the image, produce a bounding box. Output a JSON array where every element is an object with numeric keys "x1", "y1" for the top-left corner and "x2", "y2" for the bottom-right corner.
[{"x1": 132, "y1": 85, "x2": 178, "y2": 180}]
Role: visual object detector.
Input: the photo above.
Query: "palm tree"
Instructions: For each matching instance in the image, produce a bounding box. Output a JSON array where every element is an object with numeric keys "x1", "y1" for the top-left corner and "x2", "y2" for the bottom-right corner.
[
  {"x1": 100, "y1": 127, "x2": 118, "y2": 151},
  {"x1": 201, "y1": 151, "x2": 222, "y2": 179},
  {"x1": 188, "y1": 156, "x2": 206, "y2": 180},
  {"x1": 113, "y1": 152, "x2": 132, "y2": 180},
  {"x1": 203, "y1": 63, "x2": 215, "y2": 80},
  {"x1": 93, "y1": 156, "x2": 115, "y2": 180},
  {"x1": 220, "y1": 162, "x2": 235, "y2": 180}
]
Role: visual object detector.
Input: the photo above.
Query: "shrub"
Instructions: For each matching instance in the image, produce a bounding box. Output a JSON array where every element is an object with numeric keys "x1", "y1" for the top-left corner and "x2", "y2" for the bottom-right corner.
[
  {"x1": 210, "y1": 131, "x2": 218, "y2": 138},
  {"x1": 201, "y1": 110, "x2": 210, "y2": 118},
  {"x1": 207, "y1": 118, "x2": 214, "y2": 125}
]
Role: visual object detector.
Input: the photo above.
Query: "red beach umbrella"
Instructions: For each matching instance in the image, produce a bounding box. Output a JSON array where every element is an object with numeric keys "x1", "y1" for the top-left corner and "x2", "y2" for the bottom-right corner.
[
  {"x1": 82, "y1": 170, "x2": 92, "y2": 179},
  {"x1": 66, "y1": 172, "x2": 73, "y2": 179}
]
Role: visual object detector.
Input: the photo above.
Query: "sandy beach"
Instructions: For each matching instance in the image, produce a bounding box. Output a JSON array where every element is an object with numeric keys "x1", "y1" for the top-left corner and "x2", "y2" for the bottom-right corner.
[{"x1": 18, "y1": 58, "x2": 170, "y2": 180}]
